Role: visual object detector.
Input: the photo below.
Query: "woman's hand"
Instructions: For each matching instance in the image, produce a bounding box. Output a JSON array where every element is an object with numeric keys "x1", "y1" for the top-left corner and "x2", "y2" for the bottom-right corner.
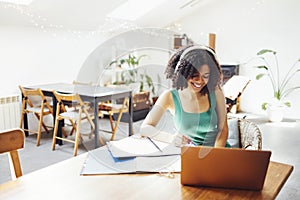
[
  {"x1": 140, "y1": 125, "x2": 174, "y2": 143},
  {"x1": 173, "y1": 133, "x2": 195, "y2": 147}
]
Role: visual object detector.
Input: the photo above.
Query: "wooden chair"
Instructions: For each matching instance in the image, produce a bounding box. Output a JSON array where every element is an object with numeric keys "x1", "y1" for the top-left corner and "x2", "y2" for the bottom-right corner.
[
  {"x1": 98, "y1": 97, "x2": 129, "y2": 141},
  {"x1": 65, "y1": 80, "x2": 93, "y2": 111},
  {"x1": 73, "y1": 80, "x2": 128, "y2": 141},
  {"x1": 19, "y1": 85, "x2": 53, "y2": 146},
  {"x1": 72, "y1": 80, "x2": 93, "y2": 86},
  {"x1": 52, "y1": 91, "x2": 103, "y2": 156},
  {"x1": 0, "y1": 128, "x2": 25, "y2": 179},
  {"x1": 70, "y1": 80, "x2": 98, "y2": 115}
]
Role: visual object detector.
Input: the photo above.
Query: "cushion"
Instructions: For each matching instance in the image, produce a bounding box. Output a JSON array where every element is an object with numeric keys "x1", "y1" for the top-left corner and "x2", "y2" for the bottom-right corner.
[{"x1": 227, "y1": 117, "x2": 240, "y2": 148}]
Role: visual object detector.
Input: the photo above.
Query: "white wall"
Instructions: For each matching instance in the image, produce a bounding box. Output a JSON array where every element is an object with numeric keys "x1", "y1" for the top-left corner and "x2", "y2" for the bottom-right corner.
[
  {"x1": 78, "y1": 28, "x2": 174, "y2": 95},
  {"x1": 0, "y1": 25, "x2": 108, "y2": 130},
  {"x1": 0, "y1": 26, "x2": 172, "y2": 98},
  {"x1": 0, "y1": 25, "x2": 105, "y2": 97},
  {"x1": 1, "y1": 0, "x2": 300, "y2": 120},
  {"x1": 174, "y1": 0, "x2": 300, "y2": 119}
]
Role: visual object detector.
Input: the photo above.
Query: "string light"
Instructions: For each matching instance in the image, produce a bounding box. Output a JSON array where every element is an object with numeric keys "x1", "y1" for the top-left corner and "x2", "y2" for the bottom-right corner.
[
  {"x1": 0, "y1": 2, "x2": 143, "y2": 39},
  {"x1": 1, "y1": 1, "x2": 233, "y2": 41}
]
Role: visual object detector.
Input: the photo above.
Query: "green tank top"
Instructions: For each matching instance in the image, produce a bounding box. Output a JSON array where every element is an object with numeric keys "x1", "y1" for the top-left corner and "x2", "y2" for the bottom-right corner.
[{"x1": 171, "y1": 89, "x2": 230, "y2": 147}]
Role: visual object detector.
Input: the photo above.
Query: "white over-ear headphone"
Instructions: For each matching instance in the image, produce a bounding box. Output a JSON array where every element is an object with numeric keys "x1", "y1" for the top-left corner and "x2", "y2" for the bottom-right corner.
[{"x1": 174, "y1": 45, "x2": 218, "y2": 72}]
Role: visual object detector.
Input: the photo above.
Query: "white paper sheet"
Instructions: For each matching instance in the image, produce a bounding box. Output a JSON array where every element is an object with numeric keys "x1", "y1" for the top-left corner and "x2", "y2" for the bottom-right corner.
[{"x1": 107, "y1": 135, "x2": 180, "y2": 158}]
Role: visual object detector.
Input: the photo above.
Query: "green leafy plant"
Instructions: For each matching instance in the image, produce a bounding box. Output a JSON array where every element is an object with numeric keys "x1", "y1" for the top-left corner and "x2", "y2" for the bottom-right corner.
[
  {"x1": 109, "y1": 54, "x2": 147, "y2": 67},
  {"x1": 254, "y1": 49, "x2": 300, "y2": 110},
  {"x1": 110, "y1": 54, "x2": 155, "y2": 93},
  {"x1": 139, "y1": 74, "x2": 154, "y2": 94},
  {"x1": 110, "y1": 54, "x2": 146, "y2": 84}
]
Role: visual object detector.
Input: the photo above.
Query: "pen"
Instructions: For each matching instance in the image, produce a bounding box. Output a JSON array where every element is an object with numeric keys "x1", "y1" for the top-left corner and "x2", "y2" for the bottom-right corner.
[
  {"x1": 173, "y1": 128, "x2": 196, "y2": 146},
  {"x1": 147, "y1": 137, "x2": 163, "y2": 152}
]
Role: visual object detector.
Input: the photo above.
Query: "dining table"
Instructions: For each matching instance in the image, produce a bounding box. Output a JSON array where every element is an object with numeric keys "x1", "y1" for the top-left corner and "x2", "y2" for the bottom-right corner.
[{"x1": 22, "y1": 82, "x2": 133, "y2": 148}]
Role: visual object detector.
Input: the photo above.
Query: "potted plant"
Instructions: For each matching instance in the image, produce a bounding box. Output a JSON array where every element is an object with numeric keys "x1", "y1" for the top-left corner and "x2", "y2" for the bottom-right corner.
[
  {"x1": 140, "y1": 73, "x2": 164, "y2": 106},
  {"x1": 110, "y1": 54, "x2": 147, "y2": 85},
  {"x1": 109, "y1": 53, "x2": 156, "y2": 120},
  {"x1": 253, "y1": 49, "x2": 300, "y2": 121},
  {"x1": 149, "y1": 74, "x2": 162, "y2": 105}
]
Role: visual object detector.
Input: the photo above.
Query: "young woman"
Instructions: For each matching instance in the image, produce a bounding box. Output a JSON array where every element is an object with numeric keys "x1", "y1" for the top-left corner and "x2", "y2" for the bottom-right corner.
[{"x1": 140, "y1": 45, "x2": 230, "y2": 147}]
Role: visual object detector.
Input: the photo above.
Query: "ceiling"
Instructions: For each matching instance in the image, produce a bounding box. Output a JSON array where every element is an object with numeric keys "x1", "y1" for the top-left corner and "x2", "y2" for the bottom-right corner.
[{"x1": 0, "y1": 0, "x2": 212, "y2": 31}]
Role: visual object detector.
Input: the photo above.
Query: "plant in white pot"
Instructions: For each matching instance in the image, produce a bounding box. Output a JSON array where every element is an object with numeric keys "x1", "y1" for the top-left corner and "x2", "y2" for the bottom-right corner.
[{"x1": 253, "y1": 49, "x2": 300, "y2": 122}]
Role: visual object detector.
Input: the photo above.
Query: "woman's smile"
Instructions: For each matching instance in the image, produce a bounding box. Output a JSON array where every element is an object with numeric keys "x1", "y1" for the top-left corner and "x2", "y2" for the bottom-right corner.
[
  {"x1": 191, "y1": 81, "x2": 203, "y2": 89},
  {"x1": 189, "y1": 64, "x2": 210, "y2": 91}
]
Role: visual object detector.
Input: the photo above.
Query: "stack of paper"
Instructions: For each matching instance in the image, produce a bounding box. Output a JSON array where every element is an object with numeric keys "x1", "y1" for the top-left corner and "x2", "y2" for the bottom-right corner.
[
  {"x1": 80, "y1": 136, "x2": 181, "y2": 175},
  {"x1": 106, "y1": 136, "x2": 180, "y2": 158}
]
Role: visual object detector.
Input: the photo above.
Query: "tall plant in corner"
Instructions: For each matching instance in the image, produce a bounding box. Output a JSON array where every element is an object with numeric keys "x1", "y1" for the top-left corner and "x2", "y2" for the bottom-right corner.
[{"x1": 254, "y1": 49, "x2": 300, "y2": 110}]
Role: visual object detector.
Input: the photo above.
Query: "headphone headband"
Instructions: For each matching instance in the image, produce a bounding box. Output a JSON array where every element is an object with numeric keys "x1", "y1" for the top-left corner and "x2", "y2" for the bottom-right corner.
[{"x1": 174, "y1": 45, "x2": 218, "y2": 72}]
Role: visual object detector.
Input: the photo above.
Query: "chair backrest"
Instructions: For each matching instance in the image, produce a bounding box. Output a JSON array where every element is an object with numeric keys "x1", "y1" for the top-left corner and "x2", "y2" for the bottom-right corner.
[
  {"x1": 0, "y1": 128, "x2": 25, "y2": 179},
  {"x1": 53, "y1": 91, "x2": 92, "y2": 120},
  {"x1": 54, "y1": 91, "x2": 80, "y2": 110},
  {"x1": 19, "y1": 85, "x2": 53, "y2": 112},
  {"x1": 238, "y1": 118, "x2": 262, "y2": 150},
  {"x1": 72, "y1": 80, "x2": 93, "y2": 86},
  {"x1": 227, "y1": 117, "x2": 262, "y2": 150}
]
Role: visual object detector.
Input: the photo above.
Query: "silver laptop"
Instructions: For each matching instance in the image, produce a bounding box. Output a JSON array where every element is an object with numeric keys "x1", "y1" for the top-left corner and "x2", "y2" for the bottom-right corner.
[{"x1": 181, "y1": 146, "x2": 271, "y2": 190}]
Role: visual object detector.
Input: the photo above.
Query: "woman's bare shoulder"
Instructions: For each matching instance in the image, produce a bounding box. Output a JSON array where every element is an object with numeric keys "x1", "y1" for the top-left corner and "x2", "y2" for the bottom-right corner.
[
  {"x1": 214, "y1": 85, "x2": 225, "y2": 97},
  {"x1": 155, "y1": 89, "x2": 174, "y2": 109},
  {"x1": 161, "y1": 89, "x2": 172, "y2": 96}
]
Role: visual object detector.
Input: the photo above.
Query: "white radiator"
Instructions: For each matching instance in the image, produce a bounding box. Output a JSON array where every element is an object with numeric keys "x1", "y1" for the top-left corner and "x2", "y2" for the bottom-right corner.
[{"x1": 0, "y1": 95, "x2": 20, "y2": 131}]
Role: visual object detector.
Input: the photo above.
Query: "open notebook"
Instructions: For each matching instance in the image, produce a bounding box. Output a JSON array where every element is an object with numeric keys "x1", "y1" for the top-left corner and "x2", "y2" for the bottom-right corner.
[
  {"x1": 80, "y1": 146, "x2": 181, "y2": 175},
  {"x1": 106, "y1": 135, "x2": 180, "y2": 158},
  {"x1": 181, "y1": 146, "x2": 271, "y2": 190},
  {"x1": 81, "y1": 135, "x2": 181, "y2": 175}
]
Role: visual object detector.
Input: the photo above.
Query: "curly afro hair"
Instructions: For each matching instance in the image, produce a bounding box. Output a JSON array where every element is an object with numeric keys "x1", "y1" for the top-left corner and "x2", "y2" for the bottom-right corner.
[{"x1": 165, "y1": 45, "x2": 222, "y2": 95}]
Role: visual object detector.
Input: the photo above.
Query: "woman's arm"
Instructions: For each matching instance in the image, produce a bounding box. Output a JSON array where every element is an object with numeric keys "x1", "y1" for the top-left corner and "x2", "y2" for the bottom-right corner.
[
  {"x1": 214, "y1": 86, "x2": 229, "y2": 147},
  {"x1": 140, "y1": 90, "x2": 174, "y2": 143}
]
